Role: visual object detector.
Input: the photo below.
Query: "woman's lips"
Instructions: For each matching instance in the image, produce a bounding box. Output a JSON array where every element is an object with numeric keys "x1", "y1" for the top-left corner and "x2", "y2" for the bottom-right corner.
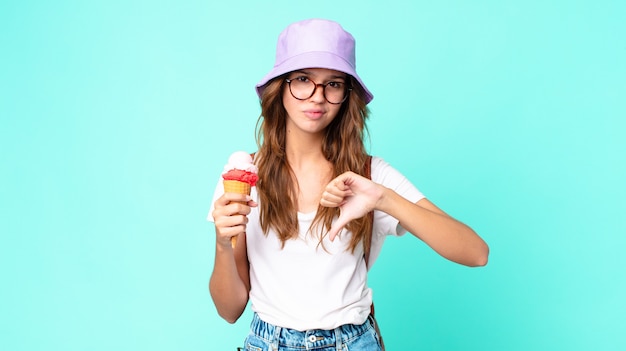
[{"x1": 303, "y1": 109, "x2": 324, "y2": 119}]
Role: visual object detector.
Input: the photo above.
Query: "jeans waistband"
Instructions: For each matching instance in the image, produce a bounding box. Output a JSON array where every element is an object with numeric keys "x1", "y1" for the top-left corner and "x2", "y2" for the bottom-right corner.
[{"x1": 249, "y1": 313, "x2": 373, "y2": 348}]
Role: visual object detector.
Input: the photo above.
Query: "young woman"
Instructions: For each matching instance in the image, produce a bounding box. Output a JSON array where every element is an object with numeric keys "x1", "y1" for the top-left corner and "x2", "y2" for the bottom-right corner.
[{"x1": 208, "y1": 19, "x2": 489, "y2": 351}]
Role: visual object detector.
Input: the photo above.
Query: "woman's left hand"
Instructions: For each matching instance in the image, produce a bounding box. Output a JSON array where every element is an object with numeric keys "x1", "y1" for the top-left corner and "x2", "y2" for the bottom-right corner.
[
  {"x1": 320, "y1": 171, "x2": 384, "y2": 241},
  {"x1": 322, "y1": 171, "x2": 490, "y2": 266}
]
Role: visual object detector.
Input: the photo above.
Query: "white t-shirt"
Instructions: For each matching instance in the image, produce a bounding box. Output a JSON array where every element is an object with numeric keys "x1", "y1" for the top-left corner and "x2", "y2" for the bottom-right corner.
[{"x1": 207, "y1": 156, "x2": 424, "y2": 331}]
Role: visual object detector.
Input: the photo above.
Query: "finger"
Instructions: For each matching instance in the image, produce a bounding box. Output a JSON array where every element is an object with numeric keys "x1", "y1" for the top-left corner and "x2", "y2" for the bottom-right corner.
[
  {"x1": 320, "y1": 190, "x2": 345, "y2": 207},
  {"x1": 328, "y1": 224, "x2": 344, "y2": 242},
  {"x1": 214, "y1": 212, "x2": 249, "y2": 226},
  {"x1": 321, "y1": 177, "x2": 353, "y2": 208},
  {"x1": 221, "y1": 192, "x2": 252, "y2": 204},
  {"x1": 325, "y1": 177, "x2": 350, "y2": 195},
  {"x1": 213, "y1": 194, "x2": 250, "y2": 217},
  {"x1": 215, "y1": 214, "x2": 248, "y2": 244},
  {"x1": 328, "y1": 215, "x2": 351, "y2": 241},
  {"x1": 217, "y1": 224, "x2": 247, "y2": 238},
  {"x1": 216, "y1": 231, "x2": 245, "y2": 248},
  {"x1": 212, "y1": 205, "x2": 245, "y2": 223}
]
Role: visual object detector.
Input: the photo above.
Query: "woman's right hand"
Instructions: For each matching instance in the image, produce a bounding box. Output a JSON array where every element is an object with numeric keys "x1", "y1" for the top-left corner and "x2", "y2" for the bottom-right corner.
[
  {"x1": 211, "y1": 193, "x2": 257, "y2": 249},
  {"x1": 210, "y1": 192, "x2": 256, "y2": 323}
]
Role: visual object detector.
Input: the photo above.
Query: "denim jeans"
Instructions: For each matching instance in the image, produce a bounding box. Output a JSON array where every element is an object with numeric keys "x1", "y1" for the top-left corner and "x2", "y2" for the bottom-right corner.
[{"x1": 243, "y1": 313, "x2": 383, "y2": 351}]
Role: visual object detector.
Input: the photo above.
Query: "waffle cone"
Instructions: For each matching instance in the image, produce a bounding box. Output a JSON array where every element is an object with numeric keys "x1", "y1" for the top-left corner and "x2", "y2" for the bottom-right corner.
[
  {"x1": 223, "y1": 180, "x2": 252, "y2": 248},
  {"x1": 223, "y1": 180, "x2": 252, "y2": 196}
]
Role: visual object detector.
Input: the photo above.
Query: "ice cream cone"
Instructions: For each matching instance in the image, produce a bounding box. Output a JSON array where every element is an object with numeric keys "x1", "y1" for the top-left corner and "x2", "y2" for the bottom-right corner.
[
  {"x1": 223, "y1": 180, "x2": 252, "y2": 196},
  {"x1": 223, "y1": 180, "x2": 251, "y2": 248},
  {"x1": 221, "y1": 151, "x2": 258, "y2": 249}
]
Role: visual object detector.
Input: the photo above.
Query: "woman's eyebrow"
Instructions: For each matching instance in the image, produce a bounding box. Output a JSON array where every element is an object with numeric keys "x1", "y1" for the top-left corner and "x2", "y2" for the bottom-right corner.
[
  {"x1": 328, "y1": 74, "x2": 347, "y2": 80},
  {"x1": 291, "y1": 70, "x2": 346, "y2": 81}
]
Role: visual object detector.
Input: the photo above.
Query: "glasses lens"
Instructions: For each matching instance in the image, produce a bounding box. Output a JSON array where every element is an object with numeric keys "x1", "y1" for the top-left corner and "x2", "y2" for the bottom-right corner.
[
  {"x1": 290, "y1": 78, "x2": 315, "y2": 100},
  {"x1": 324, "y1": 82, "x2": 346, "y2": 104}
]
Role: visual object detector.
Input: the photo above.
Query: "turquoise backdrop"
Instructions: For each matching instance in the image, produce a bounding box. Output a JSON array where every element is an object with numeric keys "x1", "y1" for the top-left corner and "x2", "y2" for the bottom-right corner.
[{"x1": 1, "y1": 1, "x2": 625, "y2": 350}]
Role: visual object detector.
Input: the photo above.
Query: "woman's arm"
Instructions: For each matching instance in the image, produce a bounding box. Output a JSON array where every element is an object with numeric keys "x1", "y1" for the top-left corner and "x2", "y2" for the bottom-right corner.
[
  {"x1": 320, "y1": 172, "x2": 489, "y2": 267},
  {"x1": 208, "y1": 193, "x2": 255, "y2": 323},
  {"x1": 379, "y1": 191, "x2": 488, "y2": 266}
]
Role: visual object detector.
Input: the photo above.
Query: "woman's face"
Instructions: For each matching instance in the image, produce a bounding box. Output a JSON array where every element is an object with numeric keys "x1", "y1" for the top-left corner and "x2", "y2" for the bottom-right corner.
[{"x1": 282, "y1": 68, "x2": 347, "y2": 137}]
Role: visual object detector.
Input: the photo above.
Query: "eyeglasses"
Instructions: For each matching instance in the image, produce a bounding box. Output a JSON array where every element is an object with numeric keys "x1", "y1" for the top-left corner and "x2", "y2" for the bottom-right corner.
[{"x1": 285, "y1": 76, "x2": 351, "y2": 104}]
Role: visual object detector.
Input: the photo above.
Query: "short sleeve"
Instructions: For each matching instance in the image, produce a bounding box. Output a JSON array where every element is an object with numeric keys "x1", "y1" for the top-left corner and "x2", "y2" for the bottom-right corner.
[
  {"x1": 206, "y1": 177, "x2": 224, "y2": 222},
  {"x1": 368, "y1": 156, "x2": 425, "y2": 267}
]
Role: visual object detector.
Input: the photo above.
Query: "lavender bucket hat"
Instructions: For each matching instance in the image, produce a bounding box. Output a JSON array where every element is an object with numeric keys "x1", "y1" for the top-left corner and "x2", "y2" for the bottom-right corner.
[{"x1": 255, "y1": 19, "x2": 374, "y2": 104}]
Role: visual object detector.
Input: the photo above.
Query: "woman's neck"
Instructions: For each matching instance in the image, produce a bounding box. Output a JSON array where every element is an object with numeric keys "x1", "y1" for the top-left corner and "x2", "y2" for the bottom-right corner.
[
  {"x1": 284, "y1": 130, "x2": 326, "y2": 169},
  {"x1": 286, "y1": 149, "x2": 333, "y2": 213}
]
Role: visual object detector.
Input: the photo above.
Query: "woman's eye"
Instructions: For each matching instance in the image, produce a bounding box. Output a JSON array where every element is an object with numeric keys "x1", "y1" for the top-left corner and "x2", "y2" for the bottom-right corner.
[
  {"x1": 295, "y1": 76, "x2": 309, "y2": 82},
  {"x1": 328, "y1": 81, "x2": 343, "y2": 89}
]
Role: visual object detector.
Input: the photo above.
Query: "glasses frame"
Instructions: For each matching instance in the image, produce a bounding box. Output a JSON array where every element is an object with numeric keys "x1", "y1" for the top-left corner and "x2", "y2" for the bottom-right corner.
[{"x1": 284, "y1": 77, "x2": 352, "y2": 104}]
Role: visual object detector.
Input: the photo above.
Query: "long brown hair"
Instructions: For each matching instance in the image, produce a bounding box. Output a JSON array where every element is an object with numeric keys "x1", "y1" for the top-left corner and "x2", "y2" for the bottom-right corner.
[{"x1": 255, "y1": 74, "x2": 372, "y2": 253}]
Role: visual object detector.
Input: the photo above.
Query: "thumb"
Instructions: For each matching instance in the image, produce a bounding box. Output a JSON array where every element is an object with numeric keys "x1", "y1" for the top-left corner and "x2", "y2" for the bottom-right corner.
[{"x1": 328, "y1": 213, "x2": 351, "y2": 241}]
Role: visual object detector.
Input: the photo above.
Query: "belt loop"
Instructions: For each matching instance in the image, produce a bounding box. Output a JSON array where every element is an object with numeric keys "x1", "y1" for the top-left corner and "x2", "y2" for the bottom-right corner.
[
  {"x1": 334, "y1": 327, "x2": 343, "y2": 351},
  {"x1": 271, "y1": 324, "x2": 281, "y2": 351}
]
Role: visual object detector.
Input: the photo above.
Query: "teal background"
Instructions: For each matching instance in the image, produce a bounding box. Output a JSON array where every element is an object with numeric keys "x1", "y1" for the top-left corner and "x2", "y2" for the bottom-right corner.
[{"x1": 1, "y1": 0, "x2": 624, "y2": 350}]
